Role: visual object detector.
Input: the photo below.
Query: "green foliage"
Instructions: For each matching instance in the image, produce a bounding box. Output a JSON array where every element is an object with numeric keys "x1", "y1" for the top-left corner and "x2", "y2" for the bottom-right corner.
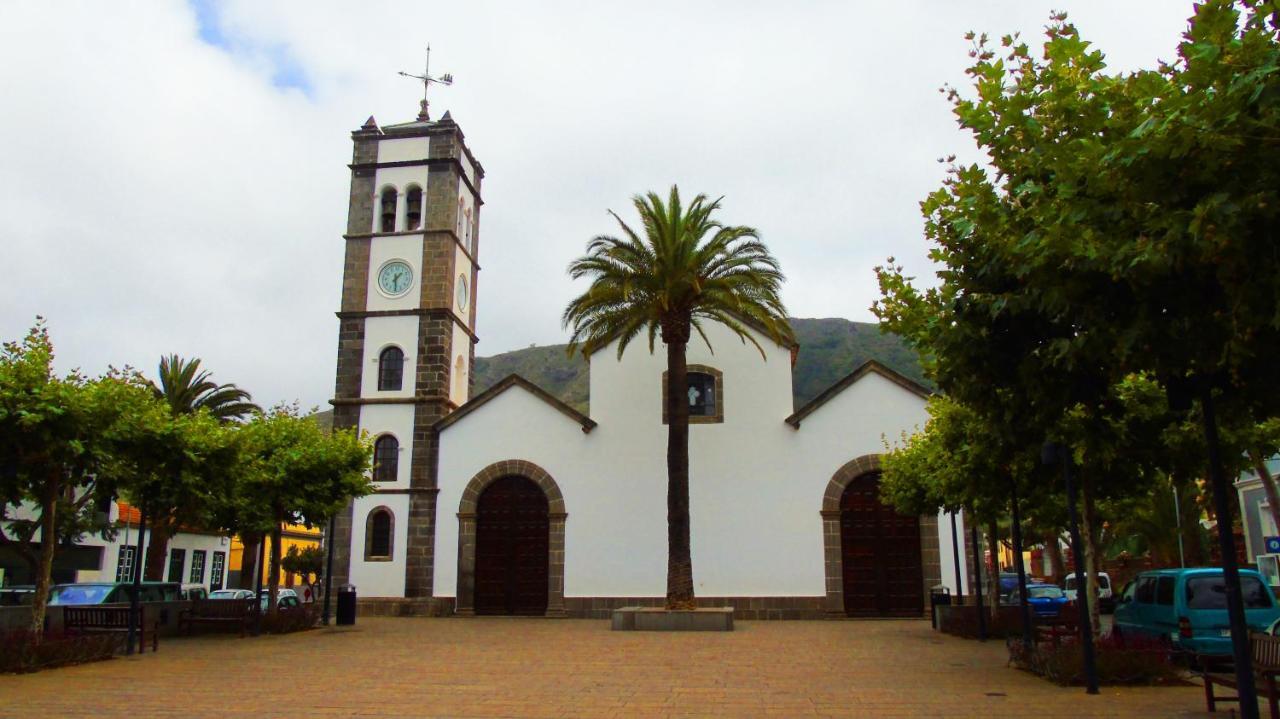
[
  {"x1": 152, "y1": 354, "x2": 259, "y2": 421},
  {"x1": 563, "y1": 185, "x2": 794, "y2": 358},
  {"x1": 235, "y1": 405, "x2": 373, "y2": 535},
  {"x1": 280, "y1": 545, "x2": 325, "y2": 585}
]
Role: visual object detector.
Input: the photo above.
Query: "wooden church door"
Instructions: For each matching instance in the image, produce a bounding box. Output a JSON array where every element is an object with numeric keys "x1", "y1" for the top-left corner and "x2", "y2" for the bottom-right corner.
[
  {"x1": 840, "y1": 472, "x2": 924, "y2": 617},
  {"x1": 474, "y1": 476, "x2": 550, "y2": 615}
]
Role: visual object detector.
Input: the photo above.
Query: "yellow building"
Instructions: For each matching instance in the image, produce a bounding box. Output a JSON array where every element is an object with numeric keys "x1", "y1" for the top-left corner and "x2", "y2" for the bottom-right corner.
[{"x1": 228, "y1": 523, "x2": 324, "y2": 589}]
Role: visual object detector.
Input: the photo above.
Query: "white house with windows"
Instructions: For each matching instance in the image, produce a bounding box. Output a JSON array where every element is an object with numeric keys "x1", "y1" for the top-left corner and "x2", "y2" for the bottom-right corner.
[
  {"x1": 329, "y1": 108, "x2": 971, "y2": 619},
  {"x1": 0, "y1": 500, "x2": 232, "y2": 590}
]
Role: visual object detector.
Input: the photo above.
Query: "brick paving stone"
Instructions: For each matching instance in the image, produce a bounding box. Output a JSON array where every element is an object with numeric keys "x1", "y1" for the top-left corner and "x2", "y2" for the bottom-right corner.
[{"x1": 0, "y1": 618, "x2": 1225, "y2": 718}]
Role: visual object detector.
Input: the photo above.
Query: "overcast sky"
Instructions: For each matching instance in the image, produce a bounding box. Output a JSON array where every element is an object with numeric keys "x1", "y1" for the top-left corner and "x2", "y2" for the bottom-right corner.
[{"x1": 0, "y1": 1, "x2": 1195, "y2": 410}]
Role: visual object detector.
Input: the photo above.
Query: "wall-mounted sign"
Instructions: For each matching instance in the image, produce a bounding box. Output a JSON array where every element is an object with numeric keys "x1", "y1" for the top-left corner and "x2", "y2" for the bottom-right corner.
[{"x1": 1264, "y1": 536, "x2": 1280, "y2": 554}]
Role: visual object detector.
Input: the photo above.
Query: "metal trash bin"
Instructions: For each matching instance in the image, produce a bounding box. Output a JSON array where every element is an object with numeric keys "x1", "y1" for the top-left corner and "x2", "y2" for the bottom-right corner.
[
  {"x1": 929, "y1": 585, "x2": 951, "y2": 629},
  {"x1": 336, "y1": 584, "x2": 357, "y2": 626}
]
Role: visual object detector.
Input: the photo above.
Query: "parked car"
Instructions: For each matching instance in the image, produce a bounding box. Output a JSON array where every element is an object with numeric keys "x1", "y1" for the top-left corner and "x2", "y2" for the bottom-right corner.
[
  {"x1": 47, "y1": 581, "x2": 181, "y2": 605},
  {"x1": 0, "y1": 585, "x2": 35, "y2": 606},
  {"x1": 1063, "y1": 571, "x2": 1115, "y2": 613},
  {"x1": 1113, "y1": 568, "x2": 1280, "y2": 656},
  {"x1": 1000, "y1": 583, "x2": 1073, "y2": 618},
  {"x1": 258, "y1": 588, "x2": 300, "y2": 611},
  {"x1": 209, "y1": 588, "x2": 255, "y2": 601},
  {"x1": 179, "y1": 583, "x2": 208, "y2": 601}
]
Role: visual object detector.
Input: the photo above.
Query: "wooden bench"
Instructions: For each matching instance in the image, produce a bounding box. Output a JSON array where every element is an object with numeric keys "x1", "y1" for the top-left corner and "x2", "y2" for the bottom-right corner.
[
  {"x1": 63, "y1": 606, "x2": 157, "y2": 653},
  {"x1": 179, "y1": 599, "x2": 256, "y2": 637},
  {"x1": 1201, "y1": 632, "x2": 1280, "y2": 718}
]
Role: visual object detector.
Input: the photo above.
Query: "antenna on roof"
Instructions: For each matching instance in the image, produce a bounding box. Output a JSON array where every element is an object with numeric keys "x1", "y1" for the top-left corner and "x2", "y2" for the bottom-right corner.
[{"x1": 398, "y1": 44, "x2": 453, "y2": 122}]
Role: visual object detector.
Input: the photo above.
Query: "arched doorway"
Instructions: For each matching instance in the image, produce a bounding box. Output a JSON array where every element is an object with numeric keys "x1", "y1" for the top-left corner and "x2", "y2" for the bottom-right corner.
[
  {"x1": 474, "y1": 475, "x2": 550, "y2": 615},
  {"x1": 840, "y1": 472, "x2": 924, "y2": 617}
]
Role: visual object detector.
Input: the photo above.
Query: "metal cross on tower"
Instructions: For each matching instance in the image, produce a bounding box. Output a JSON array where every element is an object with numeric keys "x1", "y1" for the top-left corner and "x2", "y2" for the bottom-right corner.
[{"x1": 398, "y1": 45, "x2": 453, "y2": 122}]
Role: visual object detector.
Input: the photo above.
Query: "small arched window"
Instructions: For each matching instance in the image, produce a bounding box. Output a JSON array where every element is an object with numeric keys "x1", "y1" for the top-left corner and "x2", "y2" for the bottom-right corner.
[
  {"x1": 378, "y1": 346, "x2": 404, "y2": 391},
  {"x1": 373, "y1": 435, "x2": 399, "y2": 482},
  {"x1": 379, "y1": 188, "x2": 397, "y2": 233},
  {"x1": 464, "y1": 207, "x2": 472, "y2": 247},
  {"x1": 364, "y1": 508, "x2": 394, "y2": 560},
  {"x1": 456, "y1": 198, "x2": 464, "y2": 236},
  {"x1": 405, "y1": 186, "x2": 423, "y2": 230}
]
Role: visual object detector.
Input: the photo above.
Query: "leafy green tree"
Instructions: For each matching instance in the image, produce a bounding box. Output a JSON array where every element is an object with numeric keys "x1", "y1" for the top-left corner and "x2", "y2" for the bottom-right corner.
[
  {"x1": 237, "y1": 405, "x2": 372, "y2": 617},
  {"x1": 877, "y1": 2, "x2": 1280, "y2": 704},
  {"x1": 143, "y1": 355, "x2": 259, "y2": 580},
  {"x1": 563, "y1": 186, "x2": 793, "y2": 609},
  {"x1": 0, "y1": 321, "x2": 166, "y2": 634},
  {"x1": 281, "y1": 545, "x2": 325, "y2": 587}
]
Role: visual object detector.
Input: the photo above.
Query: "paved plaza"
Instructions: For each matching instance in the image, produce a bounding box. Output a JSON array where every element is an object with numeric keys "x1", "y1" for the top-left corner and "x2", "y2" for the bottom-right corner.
[{"x1": 2, "y1": 617, "x2": 1221, "y2": 718}]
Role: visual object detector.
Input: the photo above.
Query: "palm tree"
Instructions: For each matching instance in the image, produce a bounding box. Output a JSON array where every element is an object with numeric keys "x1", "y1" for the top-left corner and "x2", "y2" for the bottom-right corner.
[
  {"x1": 563, "y1": 186, "x2": 793, "y2": 609},
  {"x1": 142, "y1": 355, "x2": 259, "y2": 581},
  {"x1": 153, "y1": 354, "x2": 259, "y2": 420}
]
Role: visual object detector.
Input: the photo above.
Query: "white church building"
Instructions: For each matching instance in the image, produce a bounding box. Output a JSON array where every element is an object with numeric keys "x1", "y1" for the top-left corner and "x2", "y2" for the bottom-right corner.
[{"x1": 327, "y1": 103, "x2": 971, "y2": 619}]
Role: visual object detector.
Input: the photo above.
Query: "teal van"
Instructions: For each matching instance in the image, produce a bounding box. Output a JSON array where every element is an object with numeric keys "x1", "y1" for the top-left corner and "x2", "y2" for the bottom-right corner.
[{"x1": 1113, "y1": 568, "x2": 1280, "y2": 655}]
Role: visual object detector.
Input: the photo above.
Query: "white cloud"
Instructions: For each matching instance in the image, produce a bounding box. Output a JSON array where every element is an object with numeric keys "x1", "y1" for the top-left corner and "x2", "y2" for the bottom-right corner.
[{"x1": 0, "y1": 0, "x2": 1192, "y2": 408}]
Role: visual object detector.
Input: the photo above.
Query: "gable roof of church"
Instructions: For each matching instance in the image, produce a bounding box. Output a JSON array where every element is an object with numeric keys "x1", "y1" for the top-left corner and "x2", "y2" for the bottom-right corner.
[
  {"x1": 434, "y1": 373, "x2": 597, "y2": 434},
  {"x1": 784, "y1": 359, "x2": 932, "y2": 429}
]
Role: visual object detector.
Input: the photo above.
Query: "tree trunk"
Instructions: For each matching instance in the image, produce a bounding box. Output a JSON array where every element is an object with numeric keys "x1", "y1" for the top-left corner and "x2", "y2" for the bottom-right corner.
[
  {"x1": 1080, "y1": 475, "x2": 1103, "y2": 641},
  {"x1": 29, "y1": 478, "x2": 60, "y2": 636},
  {"x1": 143, "y1": 515, "x2": 173, "y2": 581},
  {"x1": 239, "y1": 533, "x2": 261, "y2": 590},
  {"x1": 268, "y1": 523, "x2": 282, "y2": 619},
  {"x1": 665, "y1": 334, "x2": 695, "y2": 610},
  {"x1": 1250, "y1": 450, "x2": 1280, "y2": 541},
  {"x1": 1044, "y1": 531, "x2": 1066, "y2": 583},
  {"x1": 986, "y1": 521, "x2": 1000, "y2": 621}
]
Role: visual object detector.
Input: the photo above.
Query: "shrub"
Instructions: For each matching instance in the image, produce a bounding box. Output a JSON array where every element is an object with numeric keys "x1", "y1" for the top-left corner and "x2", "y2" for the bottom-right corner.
[
  {"x1": 1008, "y1": 633, "x2": 1181, "y2": 686},
  {"x1": 0, "y1": 630, "x2": 119, "y2": 674},
  {"x1": 260, "y1": 604, "x2": 319, "y2": 635}
]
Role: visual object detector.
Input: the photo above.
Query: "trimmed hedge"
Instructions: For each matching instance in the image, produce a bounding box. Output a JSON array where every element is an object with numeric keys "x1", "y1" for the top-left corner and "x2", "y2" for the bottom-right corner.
[
  {"x1": 1008, "y1": 633, "x2": 1182, "y2": 686},
  {"x1": 0, "y1": 630, "x2": 119, "y2": 674}
]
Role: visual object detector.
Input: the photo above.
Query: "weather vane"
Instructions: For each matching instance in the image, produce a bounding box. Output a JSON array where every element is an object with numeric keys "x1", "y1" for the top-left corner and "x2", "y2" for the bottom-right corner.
[{"x1": 398, "y1": 45, "x2": 453, "y2": 122}]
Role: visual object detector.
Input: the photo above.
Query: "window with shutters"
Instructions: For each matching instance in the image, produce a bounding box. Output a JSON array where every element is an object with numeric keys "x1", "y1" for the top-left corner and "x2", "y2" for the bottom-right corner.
[{"x1": 378, "y1": 346, "x2": 404, "y2": 391}]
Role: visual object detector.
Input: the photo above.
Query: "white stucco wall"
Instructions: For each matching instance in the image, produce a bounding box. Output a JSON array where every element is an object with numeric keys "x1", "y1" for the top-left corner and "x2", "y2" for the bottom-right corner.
[
  {"x1": 360, "y1": 315, "x2": 419, "y2": 398},
  {"x1": 377, "y1": 137, "x2": 430, "y2": 164},
  {"x1": 434, "y1": 321, "x2": 943, "y2": 600},
  {"x1": 349, "y1": 493, "x2": 411, "y2": 597},
  {"x1": 449, "y1": 322, "x2": 472, "y2": 407},
  {"x1": 358, "y1": 404, "x2": 415, "y2": 489},
  {"x1": 366, "y1": 234, "x2": 424, "y2": 312}
]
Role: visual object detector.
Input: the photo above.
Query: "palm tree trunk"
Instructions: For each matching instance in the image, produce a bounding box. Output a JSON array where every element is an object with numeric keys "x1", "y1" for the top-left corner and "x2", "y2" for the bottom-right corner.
[{"x1": 666, "y1": 336, "x2": 695, "y2": 610}]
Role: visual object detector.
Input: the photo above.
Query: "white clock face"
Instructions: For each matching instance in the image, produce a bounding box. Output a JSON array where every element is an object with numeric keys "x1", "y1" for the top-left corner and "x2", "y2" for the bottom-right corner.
[
  {"x1": 457, "y1": 274, "x2": 469, "y2": 310},
  {"x1": 377, "y1": 260, "x2": 413, "y2": 297}
]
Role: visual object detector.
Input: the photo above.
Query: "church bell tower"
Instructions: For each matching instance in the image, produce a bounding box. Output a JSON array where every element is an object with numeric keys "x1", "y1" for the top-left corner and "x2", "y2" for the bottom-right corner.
[{"x1": 328, "y1": 96, "x2": 484, "y2": 599}]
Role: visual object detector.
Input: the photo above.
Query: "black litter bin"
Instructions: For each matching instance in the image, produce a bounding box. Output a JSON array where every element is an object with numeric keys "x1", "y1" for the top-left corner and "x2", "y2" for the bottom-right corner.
[
  {"x1": 929, "y1": 585, "x2": 951, "y2": 629},
  {"x1": 336, "y1": 583, "x2": 357, "y2": 626}
]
